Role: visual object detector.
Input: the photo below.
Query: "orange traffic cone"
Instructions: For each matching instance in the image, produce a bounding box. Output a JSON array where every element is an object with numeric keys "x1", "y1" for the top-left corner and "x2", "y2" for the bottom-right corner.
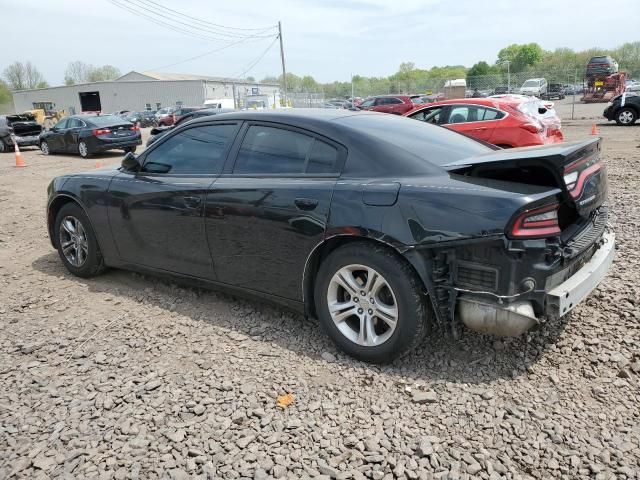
[
  {"x1": 13, "y1": 140, "x2": 25, "y2": 168},
  {"x1": 591, "y1": 123, "x2": 599, "y2": 135}
]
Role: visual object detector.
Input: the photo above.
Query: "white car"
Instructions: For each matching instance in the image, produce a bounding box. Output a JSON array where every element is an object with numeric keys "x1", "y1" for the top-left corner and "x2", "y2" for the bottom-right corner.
[{"x1": 520, "y1": 78, "x2": 548, "y2": 96}]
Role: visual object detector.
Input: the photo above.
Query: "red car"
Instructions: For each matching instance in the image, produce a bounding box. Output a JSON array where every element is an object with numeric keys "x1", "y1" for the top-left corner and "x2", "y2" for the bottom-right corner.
[
  {"x1": 358, "y1": 95, "x2": 420, "y2": 115},
  {"x1": 403, "y1": 98, "x2": 561, "y2": 148},
  {"x1": 158, "y1": 107, "x2": 203, "y2": 126}
]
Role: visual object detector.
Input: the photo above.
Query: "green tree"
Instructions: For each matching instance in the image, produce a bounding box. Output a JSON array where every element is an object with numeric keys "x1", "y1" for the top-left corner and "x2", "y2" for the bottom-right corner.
[
  {"x1": 301, "y1": 75, "x2": 318, "y2": 92},
  {"x1": 0, "y1": 80, "x2": 11, "y2": 104},
  {"x1": 497, "y1": 43, "x2": 544, "y2": 72},
  {"x1": 0, "y1": 80, "x2": 12, "y2": 114}
]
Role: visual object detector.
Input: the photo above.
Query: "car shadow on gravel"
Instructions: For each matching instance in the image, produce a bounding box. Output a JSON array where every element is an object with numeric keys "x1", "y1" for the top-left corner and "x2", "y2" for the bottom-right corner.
[{"x1": 32, "y1": 252, "x2": 570, "y2": 385}]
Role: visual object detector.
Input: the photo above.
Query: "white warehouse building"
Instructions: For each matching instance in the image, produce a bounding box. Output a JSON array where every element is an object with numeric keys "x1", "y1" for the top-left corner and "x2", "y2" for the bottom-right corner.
[{"x1": 11, "y1": 71, "x2": 281, "y2": 114}]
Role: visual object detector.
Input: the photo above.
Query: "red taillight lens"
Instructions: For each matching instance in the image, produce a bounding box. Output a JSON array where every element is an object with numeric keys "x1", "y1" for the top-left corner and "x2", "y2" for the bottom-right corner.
[
  {"x1": 130, "y1": 125, "x2": 140, "y2": 132},
  {"x1": 93, "y1": 128, "x2": 111, "y2": 136},
  {"x1": 563, "y1": 155, "x2": 602, "y2": 198},
  {"x1": 510, "y1": 204, "x2": 561, "y2": 238}
]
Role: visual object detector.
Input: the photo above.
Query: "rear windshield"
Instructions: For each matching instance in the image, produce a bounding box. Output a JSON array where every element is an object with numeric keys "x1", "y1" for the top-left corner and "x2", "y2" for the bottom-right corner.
[
  {"x1": 85, "y1": 115, "x2": 127, "y2": 126},
  {"x1": 336, "y1": 114, "x2": 490, "y2": 167},
  {"x1": 523, "y1": 80, "x2": 539, "y2": 87},
  {"x1": 590, "y1": 56, "x2": 609, "y2": 62}
]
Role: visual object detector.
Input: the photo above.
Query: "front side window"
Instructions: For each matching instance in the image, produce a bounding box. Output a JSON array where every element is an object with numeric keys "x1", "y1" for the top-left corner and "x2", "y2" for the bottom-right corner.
[
  {"x1": 142, "y1": 124, "x2": 237, "y2": 174},
  {"x1": 55, "y1": 118, "x2": 70, "y2": 129},
  {"x1": 447, "y1": 106, "x2": 470, "y2": 123},
  {"x1": 408, "y1": 107, "x2": 443, "y2": 124},
  {"x1": 360, "y1": 98, "x2": 375, "y2": 108}
]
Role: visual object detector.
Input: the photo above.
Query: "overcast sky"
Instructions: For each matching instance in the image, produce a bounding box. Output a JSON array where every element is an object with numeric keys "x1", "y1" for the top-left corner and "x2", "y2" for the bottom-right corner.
[{"x1": 3, "y1": 0, "x2": 639, "y2": 85}]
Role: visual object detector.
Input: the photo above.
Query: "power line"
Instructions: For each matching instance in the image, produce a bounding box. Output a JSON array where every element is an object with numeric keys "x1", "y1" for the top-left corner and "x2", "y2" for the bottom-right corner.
[
  {"x1": 235, "y1": 35, "x2": 280, "y2": 79},
  {"x1": 135, "y1": 0, "x2": 278, "y2": 32},
  {"x1": 108, "y1": 0, "x2": 273, "y2": 43},
  {"x1": 126, "y1": 0, "x2": 275, "y2": 40},
  {"x1": 144, "y1": 34, "x2": 279, "y2": 72}
]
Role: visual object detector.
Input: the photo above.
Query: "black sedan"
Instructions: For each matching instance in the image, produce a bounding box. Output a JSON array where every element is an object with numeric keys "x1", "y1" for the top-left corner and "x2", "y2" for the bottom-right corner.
[
  {"x1": 39, "y1": 114, "x2": 142, "y2": 158},
  {"x1": 46, "y1": 110, "x2": 614, "y2": 363},
  {"x1": 603, "y1": 92, "x2": 639, "y2": 125},
  {"x1": 146, "y1": 108, "x2": 235, "y2": 147}
]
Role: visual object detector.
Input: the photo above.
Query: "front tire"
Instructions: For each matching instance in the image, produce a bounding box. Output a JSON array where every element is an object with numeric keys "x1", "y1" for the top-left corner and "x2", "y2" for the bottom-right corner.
[
  {"x1": 314, "y1": 243, "x2": 429, "y2": 363},
  {"x1": 0, "y1": 141, "x2": 6, "y2": 153},
  {"x1": 123, "y1": 146, "x2": 137, "y2": 153},
  {"x1": 54, "y1": 203, "x2": 105, "y2": 278},
  {"x1": 615, "y1": 108, "x2": 637, "y2": 126},
  {"x1": 40, "y1": 140, "x2": 50, "y2": 155},
  {"x1": 78, "y1": 140, "x2": 91, "y2": 158}
]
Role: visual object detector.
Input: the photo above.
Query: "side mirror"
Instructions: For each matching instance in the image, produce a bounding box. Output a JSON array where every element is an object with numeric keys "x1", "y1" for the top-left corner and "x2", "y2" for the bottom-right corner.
[{"x1": 121, "y1": 151, "x2": 140, "y2": 172}]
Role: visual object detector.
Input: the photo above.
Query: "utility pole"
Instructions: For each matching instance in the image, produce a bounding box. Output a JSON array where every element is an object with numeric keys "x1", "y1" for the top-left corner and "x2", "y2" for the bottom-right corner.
[
  {"x1": 278, "y1": 21, "x2": 287, "y2": 107},
  {"x1": 351, "y1": 74, "x2": 354, "y2": 105}
]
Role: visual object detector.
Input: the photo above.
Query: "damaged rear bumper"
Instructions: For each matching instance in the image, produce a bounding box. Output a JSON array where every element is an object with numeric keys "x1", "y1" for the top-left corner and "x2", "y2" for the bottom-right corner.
[{"x1": 457, "y1": 232, "x2": 615, "y2": 336}]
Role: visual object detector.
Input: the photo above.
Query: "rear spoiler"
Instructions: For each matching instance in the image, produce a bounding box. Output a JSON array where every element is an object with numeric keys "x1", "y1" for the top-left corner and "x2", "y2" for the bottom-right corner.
[{"x1": 441, "y1": 137, "x2": 601, "y2": 171}]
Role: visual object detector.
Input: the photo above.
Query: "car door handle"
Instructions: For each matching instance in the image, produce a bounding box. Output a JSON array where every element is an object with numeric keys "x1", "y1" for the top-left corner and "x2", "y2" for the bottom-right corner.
[
  {"x1": 294, "y1": 198, "x2": 319, "y2": 210},
  {"x1": 183, "y1": 196, "x2": 202, "y2": 209},
  {"x1": 472, "y1": 126, "x2": 488, "y2": 130}
]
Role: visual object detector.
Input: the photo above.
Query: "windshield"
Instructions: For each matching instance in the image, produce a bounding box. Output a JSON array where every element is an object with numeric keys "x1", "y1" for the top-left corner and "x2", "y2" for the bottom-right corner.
[
  {"x1": 337, "y1": 114, "x2": 490, "y2": 167},
  {"x1": 86, "y1": 115, "x2": 128, "y2": 126},
  {"x1": 522, "y1": 80, "x2": 540, "y2": 87}
]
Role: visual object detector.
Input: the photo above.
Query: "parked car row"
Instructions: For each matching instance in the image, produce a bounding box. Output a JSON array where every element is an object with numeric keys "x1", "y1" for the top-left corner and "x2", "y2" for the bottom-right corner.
[{"x1": 46, "y1": 109, "x2": 613, "y2": 363}]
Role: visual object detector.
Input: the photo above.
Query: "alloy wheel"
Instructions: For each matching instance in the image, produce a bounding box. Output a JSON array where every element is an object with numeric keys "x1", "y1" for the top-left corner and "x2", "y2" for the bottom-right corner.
[
  {"x1": 59, "y1": 215, "x2": 89, "y2": 267},
  {"x1": 79, "y1": 142, "x2": 88, "y2": 157},
  {"x1": 327, "y1": 264, "x2": 398, "y2": 347},
  {"x1": 40, "y1": 141, "x2": 49, "y2": 155},
  {"x1": 619, "y1": 110, "x2": 634, "y2": 124}
]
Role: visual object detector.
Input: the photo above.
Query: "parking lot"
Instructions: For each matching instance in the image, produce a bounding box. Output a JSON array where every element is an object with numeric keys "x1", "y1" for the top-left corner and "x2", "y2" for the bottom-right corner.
[{"x1": 0, "y1": 115, "x2": 639, "y2": 480}]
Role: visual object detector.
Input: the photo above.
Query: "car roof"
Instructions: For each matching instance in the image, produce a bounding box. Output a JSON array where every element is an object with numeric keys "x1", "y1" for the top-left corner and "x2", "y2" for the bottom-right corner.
[{"x1": 408, "y1": 98, "x2": 505, "y2": 109}]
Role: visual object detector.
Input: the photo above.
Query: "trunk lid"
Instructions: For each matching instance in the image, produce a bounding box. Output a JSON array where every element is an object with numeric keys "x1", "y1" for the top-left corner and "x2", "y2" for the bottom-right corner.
[
  {"x1": 100, "y1": 123, "x2": 137, "y2": 139},
  {"x1": 441, "y1": 138, "x2": 607, "y2": 218},
  {"x1": 7, "y1": 115, "x2": 42, "y2": 137}
]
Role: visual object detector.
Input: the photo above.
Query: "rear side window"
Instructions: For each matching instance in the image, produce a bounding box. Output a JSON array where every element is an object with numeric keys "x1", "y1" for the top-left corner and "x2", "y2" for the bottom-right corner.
[
  {"x1": 306, "y1": 140, "x2": 338, "y2": 173},
  {"x1": 143, "y1": 124, "x2": 237, "y2": 174},
  {"x1": 233, "y1": 125, "x2": 339, "y2": 175},
  {"x1": 446, "y1": 106, "x2": 504, "y2": 123}
]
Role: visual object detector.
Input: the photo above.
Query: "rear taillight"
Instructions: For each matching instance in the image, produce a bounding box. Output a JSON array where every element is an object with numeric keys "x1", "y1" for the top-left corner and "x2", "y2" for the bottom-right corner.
[
  {"x1": 130, "y1": 125, "x2": 140, "y2": 132},
  {"x1": 563, "y1": 155, "x2": 602, "y2": 198},
  {"x1": 93, "y1": 128, "x2": 111, "y2": 136},
  {"x1": 510, "y1": 203, "x2": 561, "y2": 238}
]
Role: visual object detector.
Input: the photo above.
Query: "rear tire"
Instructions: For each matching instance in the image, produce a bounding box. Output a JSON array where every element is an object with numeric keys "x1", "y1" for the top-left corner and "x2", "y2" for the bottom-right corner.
[
  {"x1": 54, "y1": 203, "x2": 105, "y2": 278},
  {"x1": 0, "y1": 141, "x2": 6, "y2": 153},
  {"x1": 615, "y1": 108, "x2": 637, "y2": 126},
  {"x1": 123, "y1": 146, "x2": 137, "y2": 153},
  {"x1": 314, "y1": 242, "x2": 430, "y2": 363},
  {"x1": 78, "y1": 140, "x2": 91, "y2": 158}
]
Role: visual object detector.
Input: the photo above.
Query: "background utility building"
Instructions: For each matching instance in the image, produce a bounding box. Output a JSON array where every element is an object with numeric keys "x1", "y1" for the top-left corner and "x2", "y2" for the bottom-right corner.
[{"x1": 11, "y1": 71, "x2": 281, "y2": 113}]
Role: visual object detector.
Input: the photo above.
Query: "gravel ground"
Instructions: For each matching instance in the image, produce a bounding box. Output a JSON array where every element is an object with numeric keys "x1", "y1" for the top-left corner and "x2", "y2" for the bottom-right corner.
[{"x1": 0, "y1": 120, "x2": 639, "y2": 480}]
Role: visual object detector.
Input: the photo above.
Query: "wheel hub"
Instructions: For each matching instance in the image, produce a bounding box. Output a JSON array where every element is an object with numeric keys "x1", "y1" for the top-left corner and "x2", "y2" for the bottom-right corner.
[{"x1": 327, "y1": 264, "x2": 398, "y2": 347}]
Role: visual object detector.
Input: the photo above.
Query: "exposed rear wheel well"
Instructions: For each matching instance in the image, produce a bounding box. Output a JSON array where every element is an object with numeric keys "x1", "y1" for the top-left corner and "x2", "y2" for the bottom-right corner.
[{"x1": 303, "y1": 236, "x2": 427, "y2": 318}]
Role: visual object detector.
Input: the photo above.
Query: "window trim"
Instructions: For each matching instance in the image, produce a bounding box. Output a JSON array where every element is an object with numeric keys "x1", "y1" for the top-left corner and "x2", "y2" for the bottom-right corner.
[
  {"x1": 135, "y1": 121, "x2": 241, "y2": 177},
  {"x1": 223, "y1": 121, "x2": 346, "y2": 178}
]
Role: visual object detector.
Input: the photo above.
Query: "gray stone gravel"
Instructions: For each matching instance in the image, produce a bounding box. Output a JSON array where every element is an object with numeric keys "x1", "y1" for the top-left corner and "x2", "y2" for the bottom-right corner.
[{"x1": 0, "y1": 122, "x2": 639, "y2": 479}]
